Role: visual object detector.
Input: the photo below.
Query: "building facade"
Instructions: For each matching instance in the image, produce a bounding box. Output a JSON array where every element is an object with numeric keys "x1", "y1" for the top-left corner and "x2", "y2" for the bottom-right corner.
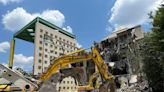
[
  {"x1": 56, "y1": 76, "x2": 78, "y2": 92},
  {"x1": 33, "y1": 18, "x2": 78, "y2": 75}
]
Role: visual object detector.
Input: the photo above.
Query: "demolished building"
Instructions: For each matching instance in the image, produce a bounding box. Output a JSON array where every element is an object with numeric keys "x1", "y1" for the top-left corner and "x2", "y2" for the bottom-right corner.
[
  {"x1": 93, "y1": 25, "x2": 149, "y2": 91},
  {"x1": 100, "y1": 25, "x2": 144, "y2": 74}
]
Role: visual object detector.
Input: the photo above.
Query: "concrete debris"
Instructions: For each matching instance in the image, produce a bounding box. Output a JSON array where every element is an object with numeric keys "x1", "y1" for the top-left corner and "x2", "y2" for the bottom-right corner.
[
  {"x1": 116, "y1": 75, "x2": 150, "y2": 92},
  {"x1": 39, "y1": 73, "x2": 61, "y2": 92},
  {"x1": 129, "y1": 75, "x2": 137, "y2": 83},
  {"x1": 117, "y1": 80, "x2": 149, "y2": 92}
]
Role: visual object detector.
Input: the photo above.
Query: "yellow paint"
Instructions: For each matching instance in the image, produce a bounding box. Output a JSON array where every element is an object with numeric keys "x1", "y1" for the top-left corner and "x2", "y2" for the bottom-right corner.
[{"x1": 8, "y1": 38, "x2": 15, "y2": 69}]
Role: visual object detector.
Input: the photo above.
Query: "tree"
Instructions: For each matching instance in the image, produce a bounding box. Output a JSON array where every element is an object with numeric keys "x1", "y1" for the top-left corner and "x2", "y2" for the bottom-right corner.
[{"x1": 141, "y1": 5, "x2": 164, "y2": 92}]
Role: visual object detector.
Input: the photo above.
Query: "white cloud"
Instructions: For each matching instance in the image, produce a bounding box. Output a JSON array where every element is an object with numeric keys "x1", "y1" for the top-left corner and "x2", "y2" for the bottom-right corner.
[
  {"x1": 13, "y1": 54, "x2": 33, "y2": 71},
  {"x1": 63, "y1": 26, "x2": 73, "y2": 33},
  {"x1": 76, "y1": 42, "x2": 82, "y2": 48},
  {"x1": 0, "y1": 41, "x2": 10, "y2": 53},
  {"x1": 41, "y1": 10, "x2": 65, "y2": 27},
  {"x1": 14, "y1": 54, "x2": 33, "y2": 63},
  {"x1": 109, "y1": 0, "x2": 163, "y2": 30},
  {"x1": 2, "y1": 7, "x2": 65, "y2": 31},
  {"x1": 0, "y1": 0, "x2": 22, "y2": 5}
]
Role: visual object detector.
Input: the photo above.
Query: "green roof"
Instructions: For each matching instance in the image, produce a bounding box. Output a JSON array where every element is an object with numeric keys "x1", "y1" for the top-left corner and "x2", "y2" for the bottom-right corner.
[{"x1": 14, "y1": 17, "x2": 75, "y2": 43}]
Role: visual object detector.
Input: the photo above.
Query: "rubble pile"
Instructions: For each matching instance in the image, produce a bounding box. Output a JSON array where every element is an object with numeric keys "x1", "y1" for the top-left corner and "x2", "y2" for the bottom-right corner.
[
  {"x1": 118, "y1": 80, "x2": 149, "y2": 92},
  {"x1": 117, "y1": 75, "x2": 149, "y2": 92}
]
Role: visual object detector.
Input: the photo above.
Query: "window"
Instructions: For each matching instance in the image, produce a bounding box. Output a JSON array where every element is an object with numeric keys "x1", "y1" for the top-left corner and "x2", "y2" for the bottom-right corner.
[
  {"x1": 55, "y1": 46, "x2": 57, "y2": 49},
  {"x1": 39, "y1": 59, "x2": 41, "y2": 63},
  {"x1": 63, "y1": 87, "x2": 65, "y2": 89},
  {"x1": 59, "y1": 37, "x2": 61, "y2": 40},
  {"x1": 38, "y1": 66, "x2": 41, "y2": 69},
  {"x1": 45, "y1": 49, "x2": 48, "y2": 52},
  {"x1": 45, "y1": 32, "x2": 48, "y2": 34},
  {"x1": 55, "y1": 51, "x2": 57, "y2": 54},
  {"x1": 67, "y1": 81, "x2": 69, "y2": 84},
  {"x1": 39, "y1": 47, "x2": 42, "y2": 50},
  {"x1": 63, "y1": 39, "x2": 65, "y2": 42},
  {"x1": 39, "y1": 53, "x2": 42, "y2": 56},
  {"x1": 50, "y1": 50, "x2": 53, "y2": 53},
  {"x1": 45, "y1": 43, "x2": 48, "y2": 46},
  {"x1": 40, "y1": 35, "x2": 42, "y2": 38},
  {"x1": 59, "y1": 87, "x2": 61, "y2": 91},
  {"x1": 63, "y1": 81, "x2": 65, "y2": 83},
  {"x1": 50, "y1": 56, "x2": 53, "y2": 59},
  {"x1": 55, "y1": 35, "x2": 57, "y2": 38},
  {"x1": 39, "y1": 41, "x2": 42, "y2": 44},
  {"x1": 67, "y1": 87, "x2": 69, "y2": 89},
  {"x1": 50, "y1": 44, "x2": 53, "y2": 47},
  {"x1": 45, "y1": 61, "x2": 47, "y2": 64},
  {"x1": 45, "y1": 54, "x2": 48, "y2": 58},
  {"x1": 50, "y1": 33, "x2": 53, "y2": 37},
  {"x1": 50, "y1": 61, "x2": 53, "y2": 64},
  {"x1": 60, "y1": 53, "x2": 63, "y2": 56},
  {"x1": 71, "y1": 81, "x2": 73, "y2": 84},
  {"x1": 44, "y1": 67, "x2": 47, "y2": 70},
  {"x1": 40, "y1": 29, "x2": 43, "y2": 32}
]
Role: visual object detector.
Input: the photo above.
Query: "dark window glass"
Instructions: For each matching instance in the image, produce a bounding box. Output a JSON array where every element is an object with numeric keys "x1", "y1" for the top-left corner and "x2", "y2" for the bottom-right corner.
[
  {"x1": 39, "y1": 59, "x2": 41, "y2": 63},
  {"x1": 40, "y1": 35, "x2": 42, "y2": 38},
  {"x1": 40, "y1": 29, "x2": 43, "y2": 32},
  {"x1": 39, "y1": 47, "x2": 42, "y2": 50},
  {"x1": 38, "y1": 66, "x2": 41, "y2": 69}
]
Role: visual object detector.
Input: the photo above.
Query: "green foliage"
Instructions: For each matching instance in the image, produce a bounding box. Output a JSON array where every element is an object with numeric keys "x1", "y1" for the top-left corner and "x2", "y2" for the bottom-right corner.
[
  {"x1": 152, "y1": 5, "x2": 164, "y2": 52},
  {"x1": 141, "y1": 5, "x2": 164, "y2": 92}
]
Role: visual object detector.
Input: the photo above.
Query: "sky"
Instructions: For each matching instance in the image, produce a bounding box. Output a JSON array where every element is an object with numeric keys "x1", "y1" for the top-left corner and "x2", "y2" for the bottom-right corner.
[{"x1": 0, "y1": 0, "x2": 162, "y2": 72}]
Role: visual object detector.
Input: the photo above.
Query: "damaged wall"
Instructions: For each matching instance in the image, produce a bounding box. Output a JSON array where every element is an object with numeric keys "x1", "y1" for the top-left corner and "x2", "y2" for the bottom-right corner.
[{"x1": 99, "y1": 25, "x2": 144, "y2": 74}]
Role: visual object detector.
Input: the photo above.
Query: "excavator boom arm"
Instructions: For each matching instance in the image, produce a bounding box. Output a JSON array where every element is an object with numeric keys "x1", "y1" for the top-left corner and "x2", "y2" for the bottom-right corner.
[
  {"x1": 39, "y1": 54, "x2": 92, "y2": 80},
  {"x1": 39, "y1": 47, "x2": 114, "y2": 91}
]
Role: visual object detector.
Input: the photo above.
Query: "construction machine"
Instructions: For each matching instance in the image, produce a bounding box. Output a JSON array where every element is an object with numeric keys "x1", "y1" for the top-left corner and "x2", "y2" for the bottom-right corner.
[
  {"x1": 38, "y1": 47, "x2": 116, "y2": 92},
  {"x1": 0, "y1": 46, "x2": 115, "y2": 92}
]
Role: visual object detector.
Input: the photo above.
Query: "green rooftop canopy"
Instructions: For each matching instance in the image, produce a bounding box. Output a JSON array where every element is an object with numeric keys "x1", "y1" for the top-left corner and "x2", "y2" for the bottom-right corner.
[{"x1": 14, "y1": 17, "x2": 75, "y2": 43}]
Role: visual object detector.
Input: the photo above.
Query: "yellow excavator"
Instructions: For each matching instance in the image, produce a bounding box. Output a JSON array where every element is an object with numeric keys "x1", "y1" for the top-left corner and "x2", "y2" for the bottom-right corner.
[
  {"x1": 38, "y1": 47, "x2": 116, "y2": 92},
  {"x1": 0, "y1": 43, "x2": 115, "y2": 92}
]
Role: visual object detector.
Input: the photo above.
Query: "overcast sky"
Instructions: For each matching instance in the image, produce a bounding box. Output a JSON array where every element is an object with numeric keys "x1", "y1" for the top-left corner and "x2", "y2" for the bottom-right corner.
[{"x1": 0, "y1": 0, "x2": 162, "y2": 72}]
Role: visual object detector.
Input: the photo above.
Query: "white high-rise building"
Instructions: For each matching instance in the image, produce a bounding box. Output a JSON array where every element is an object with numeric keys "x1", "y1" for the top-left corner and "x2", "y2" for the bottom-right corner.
[
  {"x1": 34, "y1": 18, "x2": 78, "y2": 75},
  {"x1": 14, "y1": 17, "x2": 78, "y2": 75}
]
